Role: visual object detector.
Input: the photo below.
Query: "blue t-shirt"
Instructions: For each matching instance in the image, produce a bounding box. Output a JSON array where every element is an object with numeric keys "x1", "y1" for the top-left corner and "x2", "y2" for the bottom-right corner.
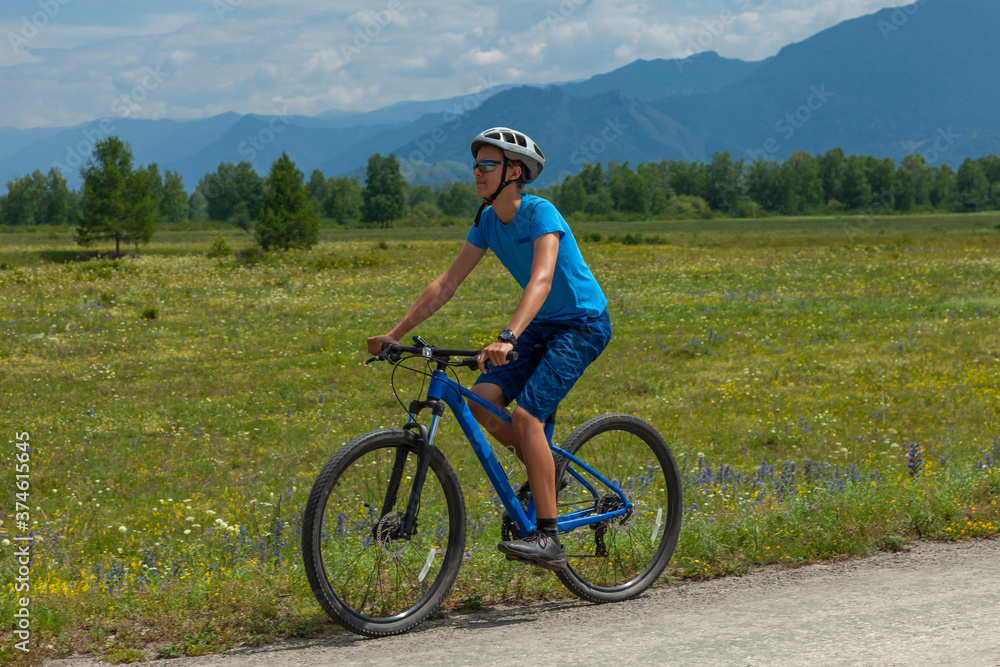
[{"x1": 466, "y1": 195, "x2": 608, "y2": 323}]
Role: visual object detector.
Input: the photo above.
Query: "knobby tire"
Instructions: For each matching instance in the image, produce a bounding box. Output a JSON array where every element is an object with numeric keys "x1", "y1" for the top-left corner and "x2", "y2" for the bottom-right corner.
[{"x1": 301, "y1": 429, "x2": 466, "y2": 637}]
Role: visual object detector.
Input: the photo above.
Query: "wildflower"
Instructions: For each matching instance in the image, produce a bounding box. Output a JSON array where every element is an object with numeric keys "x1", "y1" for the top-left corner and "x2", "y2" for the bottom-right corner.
[{"x1": 907, "y1": 442, "x2": 924, "y2": 477}]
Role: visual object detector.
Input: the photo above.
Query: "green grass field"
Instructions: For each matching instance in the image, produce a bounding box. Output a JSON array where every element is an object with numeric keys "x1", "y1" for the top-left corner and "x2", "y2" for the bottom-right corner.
[{"x1": 2, "y1": 212, "x2": 1000, "y2": 663}]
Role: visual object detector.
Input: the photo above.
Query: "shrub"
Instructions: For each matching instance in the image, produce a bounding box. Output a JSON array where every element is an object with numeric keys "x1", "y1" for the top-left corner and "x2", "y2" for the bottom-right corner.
[
  {"x1": 234, "y1": 246, "x2": 265, "y2": 266},
  {"x1": 206, "y1": 236, "x2": 234, "y2": 258},
  {"x1": 666, "y1": 195, "x2": 713, "y2": 220},
  {"x1": 98, "y1": 291, "x2": 116, "y2": 308}
]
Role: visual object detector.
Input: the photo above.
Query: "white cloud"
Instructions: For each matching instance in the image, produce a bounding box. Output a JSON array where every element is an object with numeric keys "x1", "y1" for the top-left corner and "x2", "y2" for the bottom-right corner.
[
  {"x1": 465, "y1": 48, "x2": 506, "y2": 66},
  {"x1": 399, "y1": 56, "x2": 427, "y2": 71},
  {"x1": 304, "y1": 49, "x2": 344, "y2": 73},
  {"x1": 0, "y1": 0, "x2": 909, "y2": 128}
]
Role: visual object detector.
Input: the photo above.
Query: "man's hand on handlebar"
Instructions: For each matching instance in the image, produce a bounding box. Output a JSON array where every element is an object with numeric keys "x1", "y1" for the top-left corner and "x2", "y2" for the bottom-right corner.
[
  {"x1": 478, "y1": 341, "x2": 515, "y2": 374},
  {"x1": 367, "y1": 334, "x2": 398, "y2": 356}
]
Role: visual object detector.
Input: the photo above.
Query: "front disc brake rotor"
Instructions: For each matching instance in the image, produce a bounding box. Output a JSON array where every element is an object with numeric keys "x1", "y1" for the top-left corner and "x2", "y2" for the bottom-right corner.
[{"x1": 374, "y1": 511, "x2": 407, "y2": 559}]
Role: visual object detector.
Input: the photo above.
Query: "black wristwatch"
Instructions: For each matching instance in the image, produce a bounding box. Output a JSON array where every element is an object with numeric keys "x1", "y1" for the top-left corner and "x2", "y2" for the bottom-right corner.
[{"x1": 498, "y1": 329, "x2": 518, "y2": 348}]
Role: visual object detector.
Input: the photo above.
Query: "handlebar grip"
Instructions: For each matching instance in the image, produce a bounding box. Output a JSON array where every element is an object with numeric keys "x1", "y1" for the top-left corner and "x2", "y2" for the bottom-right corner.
[{"x1": 508, "y1": 350, "x2": 518, "y2": 361}]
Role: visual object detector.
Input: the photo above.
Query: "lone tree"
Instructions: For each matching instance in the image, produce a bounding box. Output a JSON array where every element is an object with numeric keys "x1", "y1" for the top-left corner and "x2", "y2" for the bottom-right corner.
[
  {"x1": 361, "y1": 153, "x2": 406, "y2": 228},
  {"x1": 76, "y1": 137, "x2": 157, "y2": 257},
  {"x1": 255, "y1": 153, "x2": 319, "y2": 250}
]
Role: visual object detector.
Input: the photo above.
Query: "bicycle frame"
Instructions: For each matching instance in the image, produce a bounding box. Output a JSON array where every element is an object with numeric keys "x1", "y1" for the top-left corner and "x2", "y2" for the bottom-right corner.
[{"x1": 401, "y1": 362, "x2": 631, "y2": 539}]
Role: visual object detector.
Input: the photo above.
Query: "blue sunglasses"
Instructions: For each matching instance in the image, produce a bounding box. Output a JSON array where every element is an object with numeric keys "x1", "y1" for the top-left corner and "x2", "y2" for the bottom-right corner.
[{"x1": 472, "y1": 159, "x2": 504, "y2": 173}]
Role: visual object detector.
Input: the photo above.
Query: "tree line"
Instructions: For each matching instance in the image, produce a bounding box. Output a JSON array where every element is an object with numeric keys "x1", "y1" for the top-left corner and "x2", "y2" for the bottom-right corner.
[
  {"x1": 0, "y1": 145, "x2": 480, "y2": 230},
  {"x1": 2, "y1": 138, "x2": 999, "y2": 256},
  {"x1": 535, "y1": 150, "x2": 1000, "y2": 219}
]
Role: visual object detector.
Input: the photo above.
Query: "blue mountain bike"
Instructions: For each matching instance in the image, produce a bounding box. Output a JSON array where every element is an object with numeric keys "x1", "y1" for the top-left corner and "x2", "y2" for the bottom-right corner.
[{"x1": 302, "y1": 338, "x2": 682, "y2": 637}]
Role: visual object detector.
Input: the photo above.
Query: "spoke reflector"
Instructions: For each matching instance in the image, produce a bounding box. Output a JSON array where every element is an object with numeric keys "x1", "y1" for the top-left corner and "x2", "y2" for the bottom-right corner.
[
  {"x1": 651, "y1": 508, "x2": 662, "y2": 543},
  {"x1": 418, "y1": 547, "x2": 437, "y2": 582}
]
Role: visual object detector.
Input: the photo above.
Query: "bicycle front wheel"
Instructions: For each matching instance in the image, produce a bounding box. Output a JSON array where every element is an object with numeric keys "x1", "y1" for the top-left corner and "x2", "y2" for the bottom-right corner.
[
  {"x1": 554, "y1": 414, "x2": 682, "y2": 603},
  {"x1": 301, "y1": 428, "x2": 466, "y2": 637}
]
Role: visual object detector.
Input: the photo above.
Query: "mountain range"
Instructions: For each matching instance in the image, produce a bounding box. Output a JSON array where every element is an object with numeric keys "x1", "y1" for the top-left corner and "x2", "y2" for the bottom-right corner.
[{"x1": 1, "y1": 0, "x2": 998, "y2": 191}]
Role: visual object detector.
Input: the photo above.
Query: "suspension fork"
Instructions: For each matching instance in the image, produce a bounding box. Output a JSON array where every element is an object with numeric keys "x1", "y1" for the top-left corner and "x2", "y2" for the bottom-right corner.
[{"x1": 381, "y1": 399, "x2": 444, "y2": 539}]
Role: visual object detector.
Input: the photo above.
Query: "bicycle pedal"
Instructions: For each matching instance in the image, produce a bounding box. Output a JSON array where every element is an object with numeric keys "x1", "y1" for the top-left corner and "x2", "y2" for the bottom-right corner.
[{"x1": 505, "y1": 554, "x2": 523, "y2": 562}]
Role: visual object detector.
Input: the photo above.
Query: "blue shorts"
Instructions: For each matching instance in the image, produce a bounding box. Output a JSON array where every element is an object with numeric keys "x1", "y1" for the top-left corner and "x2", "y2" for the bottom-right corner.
[{"x1": 474, "y1": 309, "x2": 612, "y2": 422}]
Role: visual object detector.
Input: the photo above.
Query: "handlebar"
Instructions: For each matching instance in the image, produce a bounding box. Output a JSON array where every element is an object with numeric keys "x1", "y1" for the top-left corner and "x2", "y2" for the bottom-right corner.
[{"x1": 367, "y1": 337, "x2": 518, "y2": 369}]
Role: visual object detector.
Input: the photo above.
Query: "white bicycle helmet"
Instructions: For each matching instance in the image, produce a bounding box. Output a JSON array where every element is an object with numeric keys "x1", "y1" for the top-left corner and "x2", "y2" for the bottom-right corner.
[{"x1": 470, "y1": 127, "x2": 545, "y2": 183}]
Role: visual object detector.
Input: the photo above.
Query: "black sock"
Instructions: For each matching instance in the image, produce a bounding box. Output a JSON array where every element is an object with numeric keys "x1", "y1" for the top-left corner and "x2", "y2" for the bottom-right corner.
[{"x1": 536, "y1": 518, "x2": 559, "y2": 539}]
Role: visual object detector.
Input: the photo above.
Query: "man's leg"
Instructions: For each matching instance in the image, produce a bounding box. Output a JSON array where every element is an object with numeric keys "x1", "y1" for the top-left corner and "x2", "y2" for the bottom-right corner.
[
  {"x1": 497, "y1": 405, "x2": 566, "y2": 571},
  {"x1": 511, "y1": 406, "x2": 555, "y2": 518},
  {"x1": 470, "y1": 383, "x2": 522, "y2": 459},
  {"x1": 496, "y1": 317, "x2": 611, "y2": 571}
]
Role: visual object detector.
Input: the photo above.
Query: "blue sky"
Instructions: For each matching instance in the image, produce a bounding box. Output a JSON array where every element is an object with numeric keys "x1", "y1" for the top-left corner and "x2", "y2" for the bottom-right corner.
[{"x1": 1, "y1": 0, "x2": 909, "y2": 129}]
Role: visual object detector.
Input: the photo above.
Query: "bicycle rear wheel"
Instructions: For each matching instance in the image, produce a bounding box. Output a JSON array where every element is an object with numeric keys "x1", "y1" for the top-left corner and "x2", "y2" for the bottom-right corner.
[
  {"x1": 302, "y1": 428, "x2": 466, "y2": 637},
  {"x1": 554, "y1": 414, "x2": 682, "y2": 603}
]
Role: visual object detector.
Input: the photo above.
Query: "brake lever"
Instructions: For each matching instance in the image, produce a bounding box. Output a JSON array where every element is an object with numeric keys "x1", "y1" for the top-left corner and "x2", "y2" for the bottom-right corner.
[{"x1": 367, "y1": 342, "x2": 400, "y2": 365}]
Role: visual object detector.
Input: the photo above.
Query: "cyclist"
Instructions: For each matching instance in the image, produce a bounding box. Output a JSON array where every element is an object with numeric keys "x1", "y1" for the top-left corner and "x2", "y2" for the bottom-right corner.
[{"x1": 367, "y1": 127, "x2": 611, "y2": 571}]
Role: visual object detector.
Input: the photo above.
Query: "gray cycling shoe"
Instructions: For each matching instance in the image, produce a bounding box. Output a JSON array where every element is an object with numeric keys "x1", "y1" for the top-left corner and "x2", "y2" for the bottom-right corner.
[{"x1": 498, "y1": 530, "x2": 567, "y2": 572}]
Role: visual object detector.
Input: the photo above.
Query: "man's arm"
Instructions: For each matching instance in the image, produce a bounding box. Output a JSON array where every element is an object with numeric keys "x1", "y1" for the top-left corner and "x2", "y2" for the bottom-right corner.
[{"x1": 368, "y1": 242, "x2": 487, "y2": 355}]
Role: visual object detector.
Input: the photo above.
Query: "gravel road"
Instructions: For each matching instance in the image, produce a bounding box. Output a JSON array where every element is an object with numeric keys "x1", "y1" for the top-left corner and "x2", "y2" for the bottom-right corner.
[{"x1": 47, "y1": 538, "x2": 1000, "y2": 666}]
